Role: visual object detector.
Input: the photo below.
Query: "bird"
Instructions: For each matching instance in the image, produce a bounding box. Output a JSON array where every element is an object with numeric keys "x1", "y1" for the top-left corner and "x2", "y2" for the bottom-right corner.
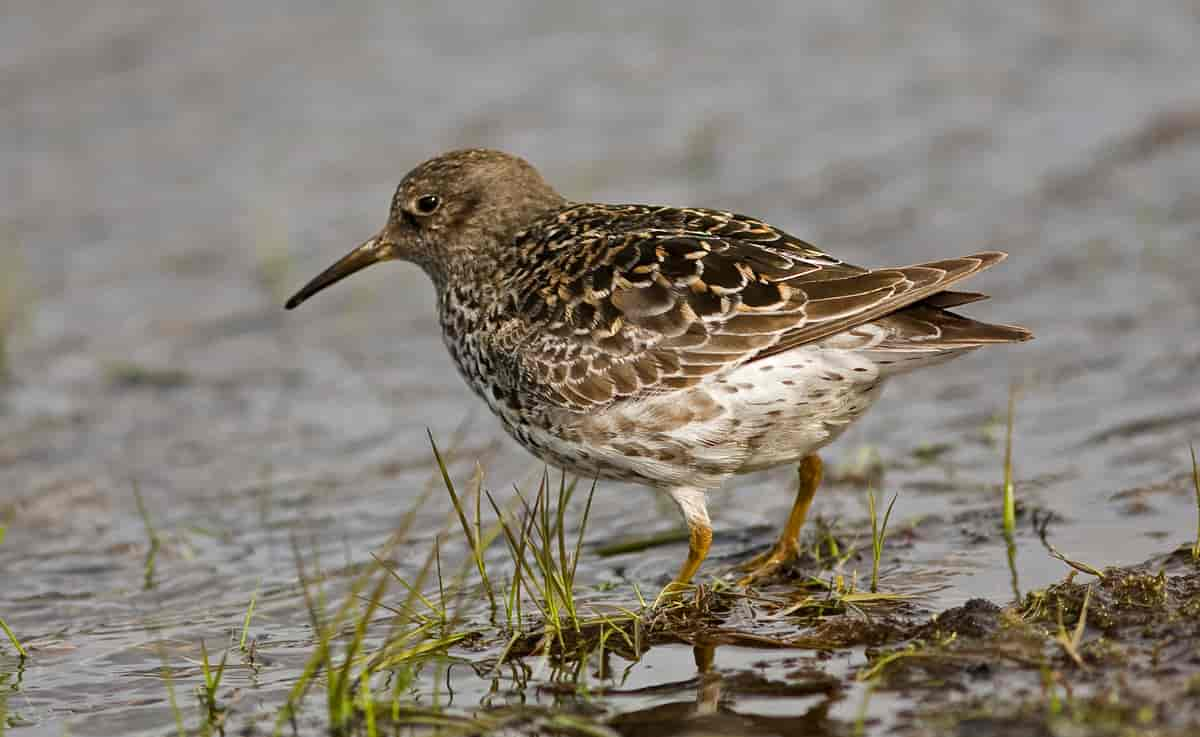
[{"x1": 285, "y1": 148, "x2": 1032, "y2": 593}]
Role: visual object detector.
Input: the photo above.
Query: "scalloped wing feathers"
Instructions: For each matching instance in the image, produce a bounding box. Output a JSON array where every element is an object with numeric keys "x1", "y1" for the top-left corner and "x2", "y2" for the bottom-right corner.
[{"x1": 502, "y1": 205, "x2": 1029, "y2": 411}]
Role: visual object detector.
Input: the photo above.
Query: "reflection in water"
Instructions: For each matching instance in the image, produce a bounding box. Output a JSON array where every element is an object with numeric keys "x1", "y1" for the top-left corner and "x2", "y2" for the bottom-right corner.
[
  {"x1": 610, "y1": 643, "x2": 840, "y2": 737},
  {"x1": 694, "y1": 642, "x2": 720, "y2": 717}
]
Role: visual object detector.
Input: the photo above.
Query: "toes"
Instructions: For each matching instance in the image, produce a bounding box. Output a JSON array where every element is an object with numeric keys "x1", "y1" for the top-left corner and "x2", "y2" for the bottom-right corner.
[
  {"x1": 735, "y1": 543, "x2": 800, "y2": 579},
  {"x1": 653, "y1": 580, "x2": 695, "y2": 608},
  {"x1": 736, "y1": 561, "x2": 784, "y2": 587},
  {"x1": 736, "y1": 550, "x2": 774, "y2": 572},
  {"x1": 734, "y1": 545, "x2": 801, "y2": 586}
]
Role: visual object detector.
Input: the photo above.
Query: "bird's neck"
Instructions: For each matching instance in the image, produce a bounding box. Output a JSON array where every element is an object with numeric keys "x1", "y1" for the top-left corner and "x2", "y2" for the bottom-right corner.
[{"x1": 430, "y1": 202, "x2": 570, "y2": 313}]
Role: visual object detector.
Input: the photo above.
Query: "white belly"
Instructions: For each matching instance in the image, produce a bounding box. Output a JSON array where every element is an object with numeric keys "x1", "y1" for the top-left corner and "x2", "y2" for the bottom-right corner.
[
  {"x1": 534, "y1": 346, "x2": 886, "y2": 489},
  {"x1": 721, "y1": 347, "x2": 884, "y2": 472}
]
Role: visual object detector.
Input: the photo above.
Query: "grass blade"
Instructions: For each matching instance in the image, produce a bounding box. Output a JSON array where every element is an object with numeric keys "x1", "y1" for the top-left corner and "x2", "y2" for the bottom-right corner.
[
  {"x1": 1002, "y1": 385, "x2": 1021, "y2": 602},
  {"x1": 131, "y1": 481, "x2": 161, "y2": 590},
  {"x1": 570, "y1": 480, "x2": 597, "y2": 587},
  {"x1": 1191, "y1": 443, "x2": 1200, "y2": 562},
  {"x1": 428, "y1": 431, "x2": 496, "y2": 612},
  {"x1": 161, "y1": 659, "x2": 186, "y2": 737},
  {"x1": 0, "y1": 617, "x2": 26, "y2": 659},
  {"x1": 868, "y1": 489, "x2": 898, "y2": 593},
  {"x1": 239, "y1": 581, "x2": 259, "y2": 652}
]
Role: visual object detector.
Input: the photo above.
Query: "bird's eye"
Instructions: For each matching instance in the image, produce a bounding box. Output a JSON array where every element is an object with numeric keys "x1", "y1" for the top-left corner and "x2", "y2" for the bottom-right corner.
[{"x1": 415, "y1": 194, "x2": 441, "y2": 215}]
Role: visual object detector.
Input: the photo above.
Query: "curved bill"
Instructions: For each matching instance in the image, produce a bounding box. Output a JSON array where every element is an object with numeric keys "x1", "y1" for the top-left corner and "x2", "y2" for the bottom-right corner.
[{"x1": 285, "y1": 236, "x2": 387, "y2": 310}]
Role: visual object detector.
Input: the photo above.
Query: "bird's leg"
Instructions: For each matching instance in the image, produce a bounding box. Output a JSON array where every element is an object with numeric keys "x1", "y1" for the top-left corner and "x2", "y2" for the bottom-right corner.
[
  {"x1": 655, "y1": 487, "x2": 712, "y2": 605},
  {"x1": 737, "y1": 454, "x2": 822, "y2": 586},
  {"x1": 675, "y1": 517, "x2": 713, "y2": 585}
]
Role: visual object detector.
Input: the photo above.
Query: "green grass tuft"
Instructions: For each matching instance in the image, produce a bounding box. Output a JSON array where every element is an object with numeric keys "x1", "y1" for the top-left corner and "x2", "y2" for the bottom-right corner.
[
  {"x1": 197, "y1": 640, "x2": 229, "y2": 734},
  {"x1": 867, "y1": 488, "x2": 898, "y2": 593},
  {"x1": 131, "y1": 482, "x2": 161, "y2": 590},
  {"x1": 156, "y1": 436, "x2": 634, "y2": 735},
  {"x1": 265, "y1": 447, "x2": 489, "y2": 736},
  {"x1": 239, "y1": 582, "x2": 259, "y2": 653}
]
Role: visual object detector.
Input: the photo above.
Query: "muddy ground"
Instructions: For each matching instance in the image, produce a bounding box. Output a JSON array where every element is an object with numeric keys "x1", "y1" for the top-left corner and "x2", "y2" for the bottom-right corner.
[{"x1": 2, "y1": 1, "x2": 1200, "y2": 735}]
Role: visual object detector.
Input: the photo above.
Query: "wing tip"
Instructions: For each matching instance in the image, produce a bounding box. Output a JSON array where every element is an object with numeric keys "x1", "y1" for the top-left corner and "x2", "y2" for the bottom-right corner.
[
  {"x1": 969, "y1": 250, "x2": 1008, "y2": 270},
  {"x1": 984, "y1": 324, "x2": 1041, "y2": 345},
  {"x1": 948, "y1": 252, "x2": 1033, "y2": 343},
  {"x1": 953, "y1": 320, "x2": 1035, "y2": 344},
  {"x1": 900, "y1": 251, "x2": 1010, "y2": 281},
  {"x1": 1001, "y1": 323, "x2": 1035, "y2": 342}
]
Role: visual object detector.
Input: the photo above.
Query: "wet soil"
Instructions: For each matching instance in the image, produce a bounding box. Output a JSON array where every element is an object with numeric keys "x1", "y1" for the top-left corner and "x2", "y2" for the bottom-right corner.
[{"x1": 2, "y1": 1, "x2": 1200, "y2": 735}]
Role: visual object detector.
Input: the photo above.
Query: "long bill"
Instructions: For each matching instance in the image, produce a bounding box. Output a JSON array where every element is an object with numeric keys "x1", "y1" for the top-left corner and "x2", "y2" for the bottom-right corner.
[{"x1": 285, "y1": 236, "x2": 388, "y2": 310}]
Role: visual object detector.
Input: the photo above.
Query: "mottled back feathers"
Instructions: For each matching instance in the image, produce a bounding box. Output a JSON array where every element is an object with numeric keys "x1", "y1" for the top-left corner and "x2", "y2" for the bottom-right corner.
[{"x1": 485, "y1": 204, "x2": 1030, "y2": 412}]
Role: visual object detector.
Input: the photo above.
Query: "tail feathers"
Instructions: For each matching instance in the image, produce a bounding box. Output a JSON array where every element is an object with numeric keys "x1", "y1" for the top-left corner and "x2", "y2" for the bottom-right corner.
[
  {"x1": 860, "y1": 300, "x2": 1031, "y2": 375},
  {"x1": 763, "y1": 250, "x2": 1031, "y2": 377},
  {"x1": 919, "y1": 290, "x2": 989, "y2": 309},
  {"x1": 755, "y1": 251, "x2": 1015, "y2": 361},
  {"x1": 878, "y1": 301, "x2": 1033, "y2": 349}
]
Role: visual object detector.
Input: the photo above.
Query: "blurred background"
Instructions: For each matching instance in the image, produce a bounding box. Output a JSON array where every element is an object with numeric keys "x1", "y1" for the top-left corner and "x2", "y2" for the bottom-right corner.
[{"x1": 2, "y1": 1, "x2": 1199, "y2": 734}]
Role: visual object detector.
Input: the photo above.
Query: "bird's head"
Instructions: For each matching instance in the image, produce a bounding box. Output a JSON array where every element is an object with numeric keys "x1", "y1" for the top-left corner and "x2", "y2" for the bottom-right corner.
[{"x1": 285, "y1": 148, "x2": 563, "y2": 309}]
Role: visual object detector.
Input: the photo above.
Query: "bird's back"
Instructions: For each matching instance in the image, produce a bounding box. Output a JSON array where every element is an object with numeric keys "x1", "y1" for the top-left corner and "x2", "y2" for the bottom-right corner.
[{"x1": 471, "y1": 203, "x2": 1029, "y2": 409}]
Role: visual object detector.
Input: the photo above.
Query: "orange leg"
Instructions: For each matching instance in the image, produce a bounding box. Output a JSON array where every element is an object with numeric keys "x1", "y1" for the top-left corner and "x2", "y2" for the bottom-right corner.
[
  {"x1": 675, "y1": 519, "x2": 713, "y2": 585},
  {"x1": 656, "y1": 487, "x2": 712, "y2": 604},
  {"x1": 737, "y1": 454, "x2": 822, "y2": 586}
]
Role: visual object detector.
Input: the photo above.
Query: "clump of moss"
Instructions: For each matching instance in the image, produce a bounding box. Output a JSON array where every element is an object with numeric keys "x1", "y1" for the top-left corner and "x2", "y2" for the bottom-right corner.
[
  {"x1": 1107, "y1": 569, "x2": 1167, "y2": 610},
  {"x1": 1021, "y1": 567, "x2": 1168, "y2": 633}
]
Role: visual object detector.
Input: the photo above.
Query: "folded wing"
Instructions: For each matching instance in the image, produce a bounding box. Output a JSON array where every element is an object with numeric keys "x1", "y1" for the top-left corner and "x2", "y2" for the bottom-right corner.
[{"x1": 508, "y1": 206, "x2": 1031, "y2": 411}]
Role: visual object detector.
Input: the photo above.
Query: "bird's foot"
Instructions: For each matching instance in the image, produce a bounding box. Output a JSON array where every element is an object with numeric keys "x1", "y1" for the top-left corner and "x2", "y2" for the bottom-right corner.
[
  {"x1": 735, "y1": 541, "x2": 799, "y2": 587},
  {"x1": 652, "y1": 580, "x2": 696, "y2": 609}
]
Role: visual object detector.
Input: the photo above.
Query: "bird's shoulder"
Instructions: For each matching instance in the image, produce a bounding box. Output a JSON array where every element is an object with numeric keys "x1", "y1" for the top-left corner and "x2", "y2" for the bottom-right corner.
[
  {"x1": 502, "y1": 203, "x2": 868, "y2": 329},
  {"x1": 513, "y1": 203, "x2": 858, "y2": 273}
]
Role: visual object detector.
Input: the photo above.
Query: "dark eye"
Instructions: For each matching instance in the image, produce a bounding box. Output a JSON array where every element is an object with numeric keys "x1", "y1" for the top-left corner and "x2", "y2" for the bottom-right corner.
[{"x1": 415, "y1": 194, "x2": 441, "y2": 215}]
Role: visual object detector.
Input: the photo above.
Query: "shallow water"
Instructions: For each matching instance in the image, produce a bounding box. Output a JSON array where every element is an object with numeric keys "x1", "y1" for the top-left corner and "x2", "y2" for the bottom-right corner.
[{"x1": 2, "y1": 1, "x2": 1200, "y2": 734}]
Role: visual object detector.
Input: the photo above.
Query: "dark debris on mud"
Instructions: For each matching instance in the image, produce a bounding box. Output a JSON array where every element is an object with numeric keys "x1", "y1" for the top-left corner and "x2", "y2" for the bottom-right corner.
[{"x1": 856, "y1": 547, "x2": 1200, "y2": 737}]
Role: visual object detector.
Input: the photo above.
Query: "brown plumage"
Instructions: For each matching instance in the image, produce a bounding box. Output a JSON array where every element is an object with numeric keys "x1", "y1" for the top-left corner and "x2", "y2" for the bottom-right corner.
[{"x1": 286, "y1": 149, "x2": 1032, "y2": 594}]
